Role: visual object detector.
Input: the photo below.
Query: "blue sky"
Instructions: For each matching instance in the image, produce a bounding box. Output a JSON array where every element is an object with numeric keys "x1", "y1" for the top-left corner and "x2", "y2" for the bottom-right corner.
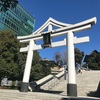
[{"x1": 19, "y1": 0, "x2": 100, "y2": 60}]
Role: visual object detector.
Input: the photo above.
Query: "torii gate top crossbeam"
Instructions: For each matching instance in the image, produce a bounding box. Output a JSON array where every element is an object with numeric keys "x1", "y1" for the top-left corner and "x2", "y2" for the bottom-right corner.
[{"x1": 17, "y1": 17, "x2": 96, "y2": 42}]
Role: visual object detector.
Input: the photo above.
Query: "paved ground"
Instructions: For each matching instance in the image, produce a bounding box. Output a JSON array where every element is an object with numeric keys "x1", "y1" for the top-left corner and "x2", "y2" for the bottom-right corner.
[
  {"x1": 53, "y1": 71, "x2": 100, "y2": 97},
  {"x1": 77, "y1": 71, "x2": 100, "y2": 96},
  {"x1": 0, "y1": 71, "x2": 100, "y2": 100}
]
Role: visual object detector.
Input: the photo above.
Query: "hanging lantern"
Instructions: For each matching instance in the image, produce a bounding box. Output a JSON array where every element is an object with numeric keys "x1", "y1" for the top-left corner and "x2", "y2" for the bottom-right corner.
[{"x1": 42, "y1": 32, "x2": 51, "y2": 48}]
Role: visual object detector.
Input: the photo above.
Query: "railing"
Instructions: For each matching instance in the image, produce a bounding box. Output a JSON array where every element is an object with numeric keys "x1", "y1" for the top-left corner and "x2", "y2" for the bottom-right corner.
[{"x1": 36, "y1": 71, "x2": 66, "y2": 90}]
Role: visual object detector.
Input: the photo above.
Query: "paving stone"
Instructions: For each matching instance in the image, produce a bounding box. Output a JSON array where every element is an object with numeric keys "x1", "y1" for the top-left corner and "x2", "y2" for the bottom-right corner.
[{"x1": 0, "y1": 71, "x2": 100, "y2": 100}]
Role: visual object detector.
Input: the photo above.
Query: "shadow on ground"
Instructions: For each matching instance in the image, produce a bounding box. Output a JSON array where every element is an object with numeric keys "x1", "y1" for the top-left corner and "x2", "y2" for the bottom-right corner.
[
  {"x1": 38, "y1": 89, "x2": 63, "y2": 94},
  {"x1": 87, "y1": 91, "x2": 100, "y2": 98},
  {"x1": 61, "y1": 97, "x2": 99, "y2": 100},
  {"x1": 87, "y1": 81, "x2": 100, "y2": 98}
]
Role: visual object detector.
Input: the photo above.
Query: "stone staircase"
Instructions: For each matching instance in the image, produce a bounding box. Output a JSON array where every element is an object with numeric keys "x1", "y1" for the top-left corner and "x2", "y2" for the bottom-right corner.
[
  {"x1": 0, "y1": 71, "x2": 100, "y2": 100},
  {"x1": 52, "y1": 71, "x2": 100, "y2": 97}
]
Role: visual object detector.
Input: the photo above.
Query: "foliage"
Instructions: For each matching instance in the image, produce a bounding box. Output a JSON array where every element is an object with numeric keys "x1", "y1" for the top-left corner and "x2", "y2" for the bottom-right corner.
[
  {"x1": 33, "y1": 51, "x2": 41, "y2": 65},
  {"x1": 30, "y1": 63, "x2": 44, "y2": 81},
  {"x1": 30, "y1": 50, "x2": 42, "y2": 81},
  {"x1": 0, "y1": 0, "x2": 18, "y2": 12},
  {"x1": 17, "y1": 52, "x2": 27, "y2": 80},
  {"x1": 0, "y1": 30, "x2": 51, "y2": 82},
  {"x1": 17, "y1": 49, "x2": 51, "y2": 81},
  {"x1": 30, "y1": 60, "x2": 51, "y2": 81},
  {"x1": 40, "y1": 60, "x2": 52, "y2": 74},
  {"x1": 84, "y1": 50, "x2": 100, "y2": 70},
  {"x1": 0, "y1": 30, "x2": 20, "y2": 81},
  {"x1": 75, "y1": 48, "x2": 84, "y2": 65}
]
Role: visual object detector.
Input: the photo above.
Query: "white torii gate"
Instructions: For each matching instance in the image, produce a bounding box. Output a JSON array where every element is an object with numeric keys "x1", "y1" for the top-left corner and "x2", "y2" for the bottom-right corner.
[{"x1": 17, "y1": 17, "x2": 97, "y2": 96}]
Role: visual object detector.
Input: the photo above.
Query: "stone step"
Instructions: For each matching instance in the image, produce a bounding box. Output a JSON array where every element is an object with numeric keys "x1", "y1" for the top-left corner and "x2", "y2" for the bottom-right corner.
[{"x1": 52, "y1": 71, "x2": 100, "y2": 96}]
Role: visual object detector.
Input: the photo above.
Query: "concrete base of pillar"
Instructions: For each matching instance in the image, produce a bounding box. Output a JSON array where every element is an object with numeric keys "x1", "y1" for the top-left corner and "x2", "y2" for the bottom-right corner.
[
  {"x1": 20, "y1": 82, "x2": 28, "y2": 92},
  {"x1": 67, "y1": 83, "x2": 77, "y2": 96}
]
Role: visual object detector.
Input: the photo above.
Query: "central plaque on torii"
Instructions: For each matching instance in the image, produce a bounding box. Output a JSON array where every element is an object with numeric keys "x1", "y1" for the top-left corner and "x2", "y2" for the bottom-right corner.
[{"x1": 17, "y1": 17, "x2": 97, "y2": 96}]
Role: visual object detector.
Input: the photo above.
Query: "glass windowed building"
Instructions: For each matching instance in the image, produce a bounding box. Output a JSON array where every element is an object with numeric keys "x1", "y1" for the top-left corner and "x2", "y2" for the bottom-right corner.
[{"x1": 0, "y1": 4, "x2": 35, "y2": 36}]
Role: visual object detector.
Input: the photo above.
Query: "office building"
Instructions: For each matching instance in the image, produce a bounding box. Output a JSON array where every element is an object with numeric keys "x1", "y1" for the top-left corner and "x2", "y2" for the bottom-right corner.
[{"x1": 0, "y1": 4, "x2": 35, "y2": 36}]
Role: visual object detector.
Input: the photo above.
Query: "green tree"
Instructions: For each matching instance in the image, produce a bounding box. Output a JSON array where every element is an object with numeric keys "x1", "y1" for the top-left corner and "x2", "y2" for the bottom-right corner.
[
  {"x1": 33, "y1": 51, "x2": 41, "y2": 65},
  {"x1": 30, "y1": 51, "x2": 51, "y2": 81},
  {"x1": 75, "y1": 48, "x2": 84, "y2": 65},
  {"x1": 40, "y1": 60, "x2": 51, "y2": 76},
  {"x1": 84, "y1": 50, "x2": 100, "y2": 70},
  {"x1": 17, "y1": 52, "x2": 27, "y2": 80},
  {"x1": 0, "y1": 0, "x2": 18, "y2": 12},
  {"x1": 30, "y1": 50, "x2": 42, "y2": 81},
  {"x1": 0, "y1": 30, "x2": 52, "y2": 82},
  {"x1": 31, "y1": 63, "x2": 44, "y2": 81},
  {"x1": 0, "y1": 30, "x2": 20, "y2": 81}
]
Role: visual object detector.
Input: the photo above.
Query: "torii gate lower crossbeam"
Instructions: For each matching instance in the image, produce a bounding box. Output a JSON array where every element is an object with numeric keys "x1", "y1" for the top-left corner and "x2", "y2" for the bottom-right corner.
[{"x1": 17, "y1": 17, "x2": 97, "y2": 97}]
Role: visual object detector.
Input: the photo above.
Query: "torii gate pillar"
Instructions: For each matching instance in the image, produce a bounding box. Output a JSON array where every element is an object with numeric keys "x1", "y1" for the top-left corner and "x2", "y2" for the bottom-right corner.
[
  {"x1": 20, "y1": 40, "x2": 34, "y2": 92},
  {"x1": 67, "y1": 31, "x2": 77, "y2": 96}
]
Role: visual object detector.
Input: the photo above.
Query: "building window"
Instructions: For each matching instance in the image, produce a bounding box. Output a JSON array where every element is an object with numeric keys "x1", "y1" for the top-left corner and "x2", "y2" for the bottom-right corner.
[{"x1": 2, "y1": 17, "x2": 5, "y2": 22}]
